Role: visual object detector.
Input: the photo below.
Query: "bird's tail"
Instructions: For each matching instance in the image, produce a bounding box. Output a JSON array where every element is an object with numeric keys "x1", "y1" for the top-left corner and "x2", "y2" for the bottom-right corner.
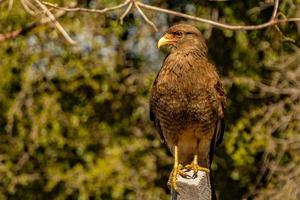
[
  {"x1": 210, "y1": 171, "x2": 217, "y2": 200},
  {"x1": 209, "y1": 127, "x2": 218, "y2": 200}
]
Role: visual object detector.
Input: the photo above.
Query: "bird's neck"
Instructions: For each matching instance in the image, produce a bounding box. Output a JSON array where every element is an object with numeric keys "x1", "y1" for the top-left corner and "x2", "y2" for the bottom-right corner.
[{"x1": 171, "y1": 46, "x2": 208, "y2": 59}]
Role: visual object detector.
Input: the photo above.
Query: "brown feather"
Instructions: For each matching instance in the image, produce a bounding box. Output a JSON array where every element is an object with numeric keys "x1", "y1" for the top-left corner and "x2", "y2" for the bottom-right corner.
[{"x1": 150, "y1": 24, "x2": 226, "y2": 167}]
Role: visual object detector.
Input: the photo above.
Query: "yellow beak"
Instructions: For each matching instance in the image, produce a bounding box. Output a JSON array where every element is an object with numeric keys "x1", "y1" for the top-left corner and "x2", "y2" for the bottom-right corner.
[{"x1": 157, "y1": 34, "x2": 174, "y2": 48}]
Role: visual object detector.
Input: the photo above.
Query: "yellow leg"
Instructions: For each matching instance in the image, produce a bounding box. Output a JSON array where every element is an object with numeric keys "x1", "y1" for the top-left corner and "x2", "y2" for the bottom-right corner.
[
  {"x1": 185, "y1": 155, "x2": 210, "y2": 173},
  {"x1": 167, "y1": 145, "x2": 187, "y2": 191}
]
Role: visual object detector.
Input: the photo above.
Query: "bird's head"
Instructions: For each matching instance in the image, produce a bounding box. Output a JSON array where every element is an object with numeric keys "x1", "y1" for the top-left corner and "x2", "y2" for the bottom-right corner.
[{"x1": 157, "y1": 24, "x2": 207, "y2": 54}]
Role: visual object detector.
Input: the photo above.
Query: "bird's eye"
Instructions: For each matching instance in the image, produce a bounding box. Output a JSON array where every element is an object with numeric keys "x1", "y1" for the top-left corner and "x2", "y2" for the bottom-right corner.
[{"x1": 173, "y1": 31, "x2": 183, "y2": 37}]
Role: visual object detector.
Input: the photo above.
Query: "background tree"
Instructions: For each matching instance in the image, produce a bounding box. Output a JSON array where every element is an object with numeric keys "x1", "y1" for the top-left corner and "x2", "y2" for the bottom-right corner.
[{"x1": 0, "y1": 0, "x2": 299, "y2": 199}]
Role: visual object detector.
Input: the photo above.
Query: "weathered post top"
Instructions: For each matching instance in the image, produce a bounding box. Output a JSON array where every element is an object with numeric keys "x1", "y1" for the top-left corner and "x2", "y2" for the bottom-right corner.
[{"x1": 171, "y1": 170, "x2": 212, "y2": 200}]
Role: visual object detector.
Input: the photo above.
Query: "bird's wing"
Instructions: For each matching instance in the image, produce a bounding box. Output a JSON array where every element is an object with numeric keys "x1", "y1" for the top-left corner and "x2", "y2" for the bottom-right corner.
[
  {"x1": 149, "y1": 107, "x2": 166, "y2": 144},
  {"x1": 187, "y1": 57, "x2": 225, "y2": 147},
  {"x1": 208, "y1": 77, "x2": 226, "y2": 166},
  {"x1": 149, "y1": 73, "x2": 167, "y2": 145},
  {"x1": 214, "y1": 79, "x2": 226, "y2": 146}
]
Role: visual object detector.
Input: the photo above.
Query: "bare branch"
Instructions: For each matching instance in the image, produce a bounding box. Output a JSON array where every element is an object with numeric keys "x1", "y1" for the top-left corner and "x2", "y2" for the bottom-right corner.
[
  {"x1": 271, "y1": 0, "x2": 279, "y2": 20},
  {"x1": 0, "y1": 22, "x2": 37, "y2": 42},
  {"x1": 274, "y1": 25, "x2": 296, "y2": 43},
  {"x1": 2, "y1": 0, "x2": 300, "y2": 43},
  {"x1": 134, "y1": 2, "x2": 158, "y2": 32},
  {"x1": 42, "y1": 0, "x2": 131, "y2": 14},
  {"x1": 33, "y1": 0, "x2": 76, "y2": 44},
  {"x1": 40, "y1": 0, "x2": 300, "y2": 31},
  {"x1": 0, "y1": 4, "x2": 70, "y2": 42},
  {"x1": 20, "y1": 0, "x2": 39, "y2": 16},
  {"x1": 136, "y1": 1, "x2": 300, "y2": 30},
  {"x1": 120, "y1": 2, "x2": 133, "y2": 24}
]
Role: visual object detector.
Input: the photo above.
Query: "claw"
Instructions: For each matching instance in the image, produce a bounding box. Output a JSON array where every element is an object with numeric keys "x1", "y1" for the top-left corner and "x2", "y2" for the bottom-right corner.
[
  {"x1": 168, "y1": 145, "x2": 189, "y2": 192},
  {"x1": 185, "y1": 163, "x2": 209, "y2": 173},
  {"x1": 184, "y1": 155, "x2": 210, "y2": 178},
  {"x1": 168, "y1": 164, "x2": 188, "y2": 191}
]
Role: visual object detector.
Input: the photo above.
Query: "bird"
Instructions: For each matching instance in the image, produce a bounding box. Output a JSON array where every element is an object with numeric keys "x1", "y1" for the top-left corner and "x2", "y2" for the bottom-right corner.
[{"x1": 149, "y1": 24, "x2": 226, "y2": 197}]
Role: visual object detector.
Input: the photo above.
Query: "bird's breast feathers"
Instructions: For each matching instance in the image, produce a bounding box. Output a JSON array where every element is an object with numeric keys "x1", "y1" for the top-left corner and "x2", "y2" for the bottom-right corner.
[
  {"x1": 155, "y1": 53, "x2": 216, "y2": 93},
  {"x1": 151, "y1": 51, "x2": 221, "y2": 124}
]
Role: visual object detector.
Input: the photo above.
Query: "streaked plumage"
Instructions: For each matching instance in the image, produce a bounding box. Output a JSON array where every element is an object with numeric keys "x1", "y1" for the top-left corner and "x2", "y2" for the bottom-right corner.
[{"x1": 149, "y1": 24, "x2": 226, "y2": 198}]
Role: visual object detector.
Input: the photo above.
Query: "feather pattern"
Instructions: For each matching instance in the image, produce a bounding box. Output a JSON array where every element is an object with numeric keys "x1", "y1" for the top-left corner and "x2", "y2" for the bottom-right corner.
[
  {"x1": 150, "y1": 24, "x2": 226, "y2": 200},
  {"x1": 150, "y1": 24, "x2": 226, "y2": 167}
]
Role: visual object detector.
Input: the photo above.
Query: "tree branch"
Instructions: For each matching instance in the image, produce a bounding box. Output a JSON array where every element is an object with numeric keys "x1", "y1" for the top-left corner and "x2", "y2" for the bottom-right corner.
[
  {"x1": 271, "y1": 0, "x2": 279, "y2": 20},
  {"x1": 134, "y1": 1, "x2": 158, "y2": 32},
  {"x1": 0, "y1": 8, "x2": 69, "y2": 42},
  {"x1": 33, "y1": 0, "x2": 76, "y2": 44},
  {"x1": 2, "y1": 0, "x2": 300, "y2": 43},
  {"x1": 41, "y1": 0, "x2": 300, "y2": 32},
  {"x1": 0, "y1": 22, "x2": 37, "y2": 42},
  {"x1": 136, "y1": 0, "x2": 300, "y2": 30},
  {"x1": 42, "y1": 0, "x2": 130, "y2": 14},
  {"x1": 20, "y1": 0, "x2": 40, "y2": 16},
  {"x1": 0, "y1": 0, "x2": 132, "y2": 43},
  {"x1": 120, "y1": 1, "x2": 133, "y2": 24}
]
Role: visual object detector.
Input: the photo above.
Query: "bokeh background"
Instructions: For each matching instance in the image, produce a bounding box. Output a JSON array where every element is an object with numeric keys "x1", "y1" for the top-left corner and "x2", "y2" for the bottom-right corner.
[{"x1": 0, "y1": 0, "x2": 300, "y2": 199}]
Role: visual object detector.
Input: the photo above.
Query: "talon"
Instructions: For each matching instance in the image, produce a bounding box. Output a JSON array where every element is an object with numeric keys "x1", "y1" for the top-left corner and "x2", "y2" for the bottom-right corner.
[
  {"x1": 168, "y1": 164, "x2": 187, "y2": 191},
  {"x1": 184, "y1": 154, "x2": 210, "y2": 177},
  {"x1": 185, "y1": 163, "x2": 210, "y2": 173}
]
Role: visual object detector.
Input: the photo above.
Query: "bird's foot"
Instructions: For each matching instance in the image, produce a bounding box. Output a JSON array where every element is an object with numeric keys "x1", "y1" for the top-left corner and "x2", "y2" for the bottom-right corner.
[
  {"x1": 184, "y1": 163, "x2": 209, "y2": 178},
  {"x1": 167, "y1": 164, "x2": 188, "y2": 192}
]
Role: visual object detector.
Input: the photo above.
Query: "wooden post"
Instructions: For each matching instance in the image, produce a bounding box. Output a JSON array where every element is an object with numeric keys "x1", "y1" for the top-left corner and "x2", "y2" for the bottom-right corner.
[{"x1": 171, "y1": 170, "x2": 212, "y2": 200}]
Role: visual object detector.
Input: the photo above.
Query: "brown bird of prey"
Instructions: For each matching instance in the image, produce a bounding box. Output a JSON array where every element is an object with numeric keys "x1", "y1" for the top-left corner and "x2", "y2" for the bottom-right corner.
[{"x1": 150, "y1": 24, "x2": 226, "y2": 196}]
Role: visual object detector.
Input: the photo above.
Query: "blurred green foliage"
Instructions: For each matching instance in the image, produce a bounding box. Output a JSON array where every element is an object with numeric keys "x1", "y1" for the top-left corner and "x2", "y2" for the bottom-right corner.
[{"x1": 0, "y1": 0, "x2": 300, "y2": 199}]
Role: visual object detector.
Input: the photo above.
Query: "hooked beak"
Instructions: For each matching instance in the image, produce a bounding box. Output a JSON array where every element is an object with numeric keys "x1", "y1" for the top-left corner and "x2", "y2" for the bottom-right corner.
[{"x1": 157, "y1": 33, "x2": 175, "y2": 49}]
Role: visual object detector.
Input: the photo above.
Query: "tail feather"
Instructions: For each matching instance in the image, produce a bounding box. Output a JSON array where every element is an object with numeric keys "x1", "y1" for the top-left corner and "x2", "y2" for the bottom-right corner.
[
  {"x1": 209, "y1": 122, "x2": 218, "y2": 200},
  {"x1": 210, "y1": 171, "x2": 217, "y2": 200}
]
